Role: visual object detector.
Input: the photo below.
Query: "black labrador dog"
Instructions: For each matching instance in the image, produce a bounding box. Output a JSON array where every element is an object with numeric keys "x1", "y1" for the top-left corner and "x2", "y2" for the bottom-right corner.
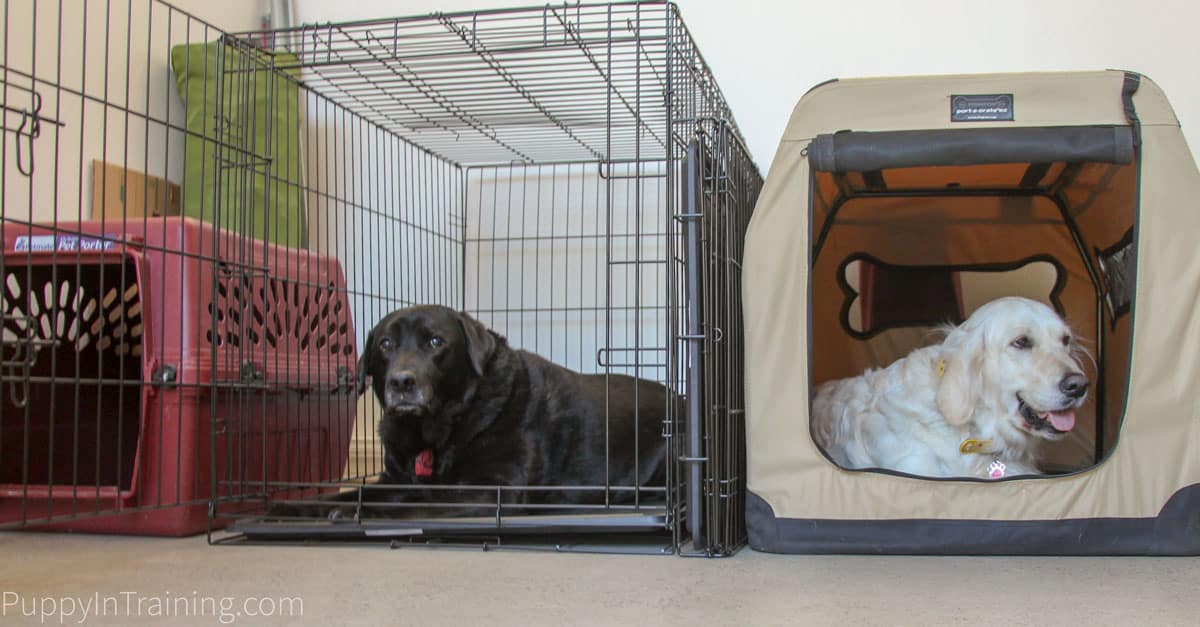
[{"x1": 283, "y1": 305, "x2": 670, "y2": 519}]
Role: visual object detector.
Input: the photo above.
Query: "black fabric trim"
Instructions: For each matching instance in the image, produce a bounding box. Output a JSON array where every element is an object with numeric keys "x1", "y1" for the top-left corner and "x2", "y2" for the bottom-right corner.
[
  {"x1": 803, "y1": 77, "x2": 840, "y2": 98},
  {"x1": 1019, "y1": 162, "x2": 1052, "y2": 188},
  {"x1": 834, "y1": 253, "x2": 1068, "y2": 340},
  {"x1": 1106, "y1": 72, "x2": 1144, "y2": 467},
  {"x1": 861, "y1": 170, "x2": 886, "y2": 190},
  {"x1": 809, "y1": 126, "x2": 1135, "y2": 173},
  {"x1": 811, "y1": 179, "x2": 845, "y2": 266},
  {"x1": 1121, "y1": 72, "x2": 1142, "y2": 148},
  {"x1": 746, "y1": 486, "x2": 1200, "y2": 555}
]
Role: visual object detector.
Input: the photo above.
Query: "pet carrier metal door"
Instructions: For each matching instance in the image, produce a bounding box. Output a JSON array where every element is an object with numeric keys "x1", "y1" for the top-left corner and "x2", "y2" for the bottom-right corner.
[{"x1": 1, "y1": 237, "x2": 147, "y2": 528}]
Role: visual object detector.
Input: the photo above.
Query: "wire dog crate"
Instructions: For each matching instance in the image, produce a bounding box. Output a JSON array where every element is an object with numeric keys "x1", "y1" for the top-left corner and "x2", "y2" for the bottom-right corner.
[
  {"x1": 0, "y1": 0, "x2": 761, "y2": 556},
  {"x1": 218, "y1": 1, "x2": 762, "y2": 556}
]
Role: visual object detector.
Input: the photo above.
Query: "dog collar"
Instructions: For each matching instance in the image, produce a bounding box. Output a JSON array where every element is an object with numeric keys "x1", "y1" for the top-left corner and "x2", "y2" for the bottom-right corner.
[
  {"x1": 959, "y1": 438, "x2": 996, "y2": 455},
  {"x1": 414, "y1": 449, "x2": 434, "y2": 478},
  {"x1": 960, "y1": 440, "x2": 1007, "y2": 478}
]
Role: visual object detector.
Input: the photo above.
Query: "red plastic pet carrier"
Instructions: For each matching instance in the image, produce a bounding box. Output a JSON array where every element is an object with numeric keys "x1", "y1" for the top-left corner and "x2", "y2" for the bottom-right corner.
[{"x1": 0, "y1": 218, "x2": 357, "y2": 535}]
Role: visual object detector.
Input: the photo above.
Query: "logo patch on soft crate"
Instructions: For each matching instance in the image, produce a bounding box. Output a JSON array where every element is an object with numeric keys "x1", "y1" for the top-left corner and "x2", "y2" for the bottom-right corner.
[
  {"x1": 950, "y1": 94, "x2": 1014, "y2": 122},
  {"x1": 13, "y1": 234, "x2": 119, "y2": 253}
]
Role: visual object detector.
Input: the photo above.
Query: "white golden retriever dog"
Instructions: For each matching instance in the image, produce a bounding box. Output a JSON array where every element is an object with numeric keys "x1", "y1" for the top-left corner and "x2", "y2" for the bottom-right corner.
[{"x1": 811, "y1": 297, "x2": 1089, "y2": 479}]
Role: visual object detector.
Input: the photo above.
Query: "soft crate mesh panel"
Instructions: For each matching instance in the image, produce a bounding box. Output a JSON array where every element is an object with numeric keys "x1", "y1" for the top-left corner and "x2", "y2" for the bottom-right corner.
[{"x1": 1097, "y1": 229, "x2": 1135, "y2": 323}]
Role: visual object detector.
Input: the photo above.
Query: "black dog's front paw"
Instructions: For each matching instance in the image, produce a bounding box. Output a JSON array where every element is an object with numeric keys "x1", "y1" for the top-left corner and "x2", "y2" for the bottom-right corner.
[
  {"x1": 263, "y1": 493, "x2": 363, "y2": 522},
  {"x1": 326, "y1": 506, "x2": 357, "y2": 521},
  {"x1": 263, "y1": 501, "x2": 328, "y2": 520},
  {"x1": 268, "y1": 503, "x2": 361, "y2": 522}
]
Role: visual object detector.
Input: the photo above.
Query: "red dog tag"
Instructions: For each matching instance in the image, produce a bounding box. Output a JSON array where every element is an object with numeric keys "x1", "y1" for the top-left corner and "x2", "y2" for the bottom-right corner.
[{"x1": 414, "y1": 449, "x2": 434, "y2": 478}]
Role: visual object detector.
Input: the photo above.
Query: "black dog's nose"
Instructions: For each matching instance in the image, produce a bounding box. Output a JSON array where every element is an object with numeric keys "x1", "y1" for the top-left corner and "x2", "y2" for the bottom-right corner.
[
  {"x1": 1059, "y1": 372, "x2": 1089, "y2": 398},
  {"x1": 387, "y1": 371, "x2": 417, "y2": 393}
]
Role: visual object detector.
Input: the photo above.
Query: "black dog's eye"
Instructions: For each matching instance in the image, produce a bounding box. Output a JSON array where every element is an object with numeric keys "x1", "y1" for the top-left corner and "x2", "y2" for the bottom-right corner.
[
  {"x1": 378, "y1": 337, "x2": 394, "y2": 351},
  {"x1": 1011, "y1": 336, "x2": 1032, "y2": 350},
  {"x1": 1062, "y1": 334, "x2": 1071, "y2": 347},
  {"x1": 428, "y1": 336, "x2": 444, "y2": 349}
]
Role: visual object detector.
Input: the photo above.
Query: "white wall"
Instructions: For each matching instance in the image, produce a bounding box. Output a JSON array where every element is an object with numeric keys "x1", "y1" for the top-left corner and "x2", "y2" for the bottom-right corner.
[
  {"x1": 289, "y1": 0, "x2": 1200, "y2": 388},
  {"x1": 464, "y1": 163, "x2": 675, "y2": 383},
  {"x1": 295, "y1": 0, "x2": 1200, "y2": 170}
]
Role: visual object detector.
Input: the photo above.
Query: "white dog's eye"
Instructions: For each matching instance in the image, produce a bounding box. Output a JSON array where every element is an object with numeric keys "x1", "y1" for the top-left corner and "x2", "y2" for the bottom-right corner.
[
  {"x1": 1011, "y1": 336, "x2": 1032, "y2": 350},
  {"x1": 1061, "y1": 334, "x2": 1071, "y2": 346}
]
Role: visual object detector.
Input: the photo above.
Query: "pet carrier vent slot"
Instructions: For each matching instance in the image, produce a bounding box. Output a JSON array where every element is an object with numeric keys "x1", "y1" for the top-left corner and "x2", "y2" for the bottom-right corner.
[
  {"x1": 1, "y1": 269, "x2": 143, "y2": 359},
  {"x1": 206, "y1": 273, "x2": 352, "y2": 356}
]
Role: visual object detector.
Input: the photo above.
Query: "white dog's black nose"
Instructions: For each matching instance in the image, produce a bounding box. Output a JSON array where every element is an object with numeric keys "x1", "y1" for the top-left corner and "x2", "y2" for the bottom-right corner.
[{"x1": 1059, "y1": 372, "x2": 1089, "y2": 399}]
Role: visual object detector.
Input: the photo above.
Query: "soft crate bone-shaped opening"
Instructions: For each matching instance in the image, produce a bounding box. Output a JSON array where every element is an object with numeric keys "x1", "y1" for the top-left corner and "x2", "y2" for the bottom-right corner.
[{"x1": 1, "y1": 261, "x2": 143, "y2": 491}]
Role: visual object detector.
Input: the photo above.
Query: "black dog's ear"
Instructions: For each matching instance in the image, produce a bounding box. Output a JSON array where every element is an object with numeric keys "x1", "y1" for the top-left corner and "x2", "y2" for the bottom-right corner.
[
  {"x1": 355, "y1": 327, "x2": 375, "y2": 397},
  {"x1": 458, "y1": 311, "x2": 498, "y2": 376}
]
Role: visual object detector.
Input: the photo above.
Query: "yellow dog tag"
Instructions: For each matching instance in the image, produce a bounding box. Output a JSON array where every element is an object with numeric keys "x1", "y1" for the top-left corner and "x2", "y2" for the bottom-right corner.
[{"x1": 959, "y1": 438, "x2": 994, "y2": 455}]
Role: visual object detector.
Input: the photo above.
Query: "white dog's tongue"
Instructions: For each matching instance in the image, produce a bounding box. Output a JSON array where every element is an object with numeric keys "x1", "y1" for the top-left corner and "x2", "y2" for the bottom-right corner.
[{"x1": 1043, "y1": 409, "x2": 1076, "y2": 432}]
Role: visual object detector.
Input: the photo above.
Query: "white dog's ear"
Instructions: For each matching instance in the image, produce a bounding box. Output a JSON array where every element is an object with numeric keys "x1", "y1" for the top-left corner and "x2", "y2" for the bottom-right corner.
[{"x1": 936, "y1": 328, "x2": 983, "y2": 426}]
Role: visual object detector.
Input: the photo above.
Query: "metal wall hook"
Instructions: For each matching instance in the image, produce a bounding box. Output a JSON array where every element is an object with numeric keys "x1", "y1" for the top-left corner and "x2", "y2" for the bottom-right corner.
[
  {"x1": 15, "y1": 107, "x2": 35, "y2": 176},
  {"x1": 3, "y1": 88, "x2": 66, "y2": 177}
]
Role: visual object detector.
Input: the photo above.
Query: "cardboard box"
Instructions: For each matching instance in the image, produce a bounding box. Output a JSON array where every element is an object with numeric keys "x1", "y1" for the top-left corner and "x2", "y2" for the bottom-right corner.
[{"x1": 90, "y1": 160, "x2": 181, "y2": 220}]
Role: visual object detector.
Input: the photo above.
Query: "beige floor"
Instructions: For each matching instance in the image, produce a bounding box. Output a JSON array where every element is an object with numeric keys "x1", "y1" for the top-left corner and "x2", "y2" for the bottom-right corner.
[{"x1": 3, "y1": 532, "x2": 1198, "y2": 626}]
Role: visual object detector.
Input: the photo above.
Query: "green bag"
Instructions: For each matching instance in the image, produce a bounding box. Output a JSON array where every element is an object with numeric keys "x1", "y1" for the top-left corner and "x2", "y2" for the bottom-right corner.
[{"x1": 170, "y1": 41, "x2": 307, "y2": 248}]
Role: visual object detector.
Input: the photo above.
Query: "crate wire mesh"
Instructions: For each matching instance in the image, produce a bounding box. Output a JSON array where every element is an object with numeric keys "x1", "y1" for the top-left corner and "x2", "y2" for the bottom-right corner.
[
  {"x1": 0, "y1": 0, "x2": 357, "y2": 535},
  {"x1": 0, "y1": 0, "x2": 761, "y2": 556},
  {"x1": 216, "y1": 1, "x2": 762, "y2": 555}
]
